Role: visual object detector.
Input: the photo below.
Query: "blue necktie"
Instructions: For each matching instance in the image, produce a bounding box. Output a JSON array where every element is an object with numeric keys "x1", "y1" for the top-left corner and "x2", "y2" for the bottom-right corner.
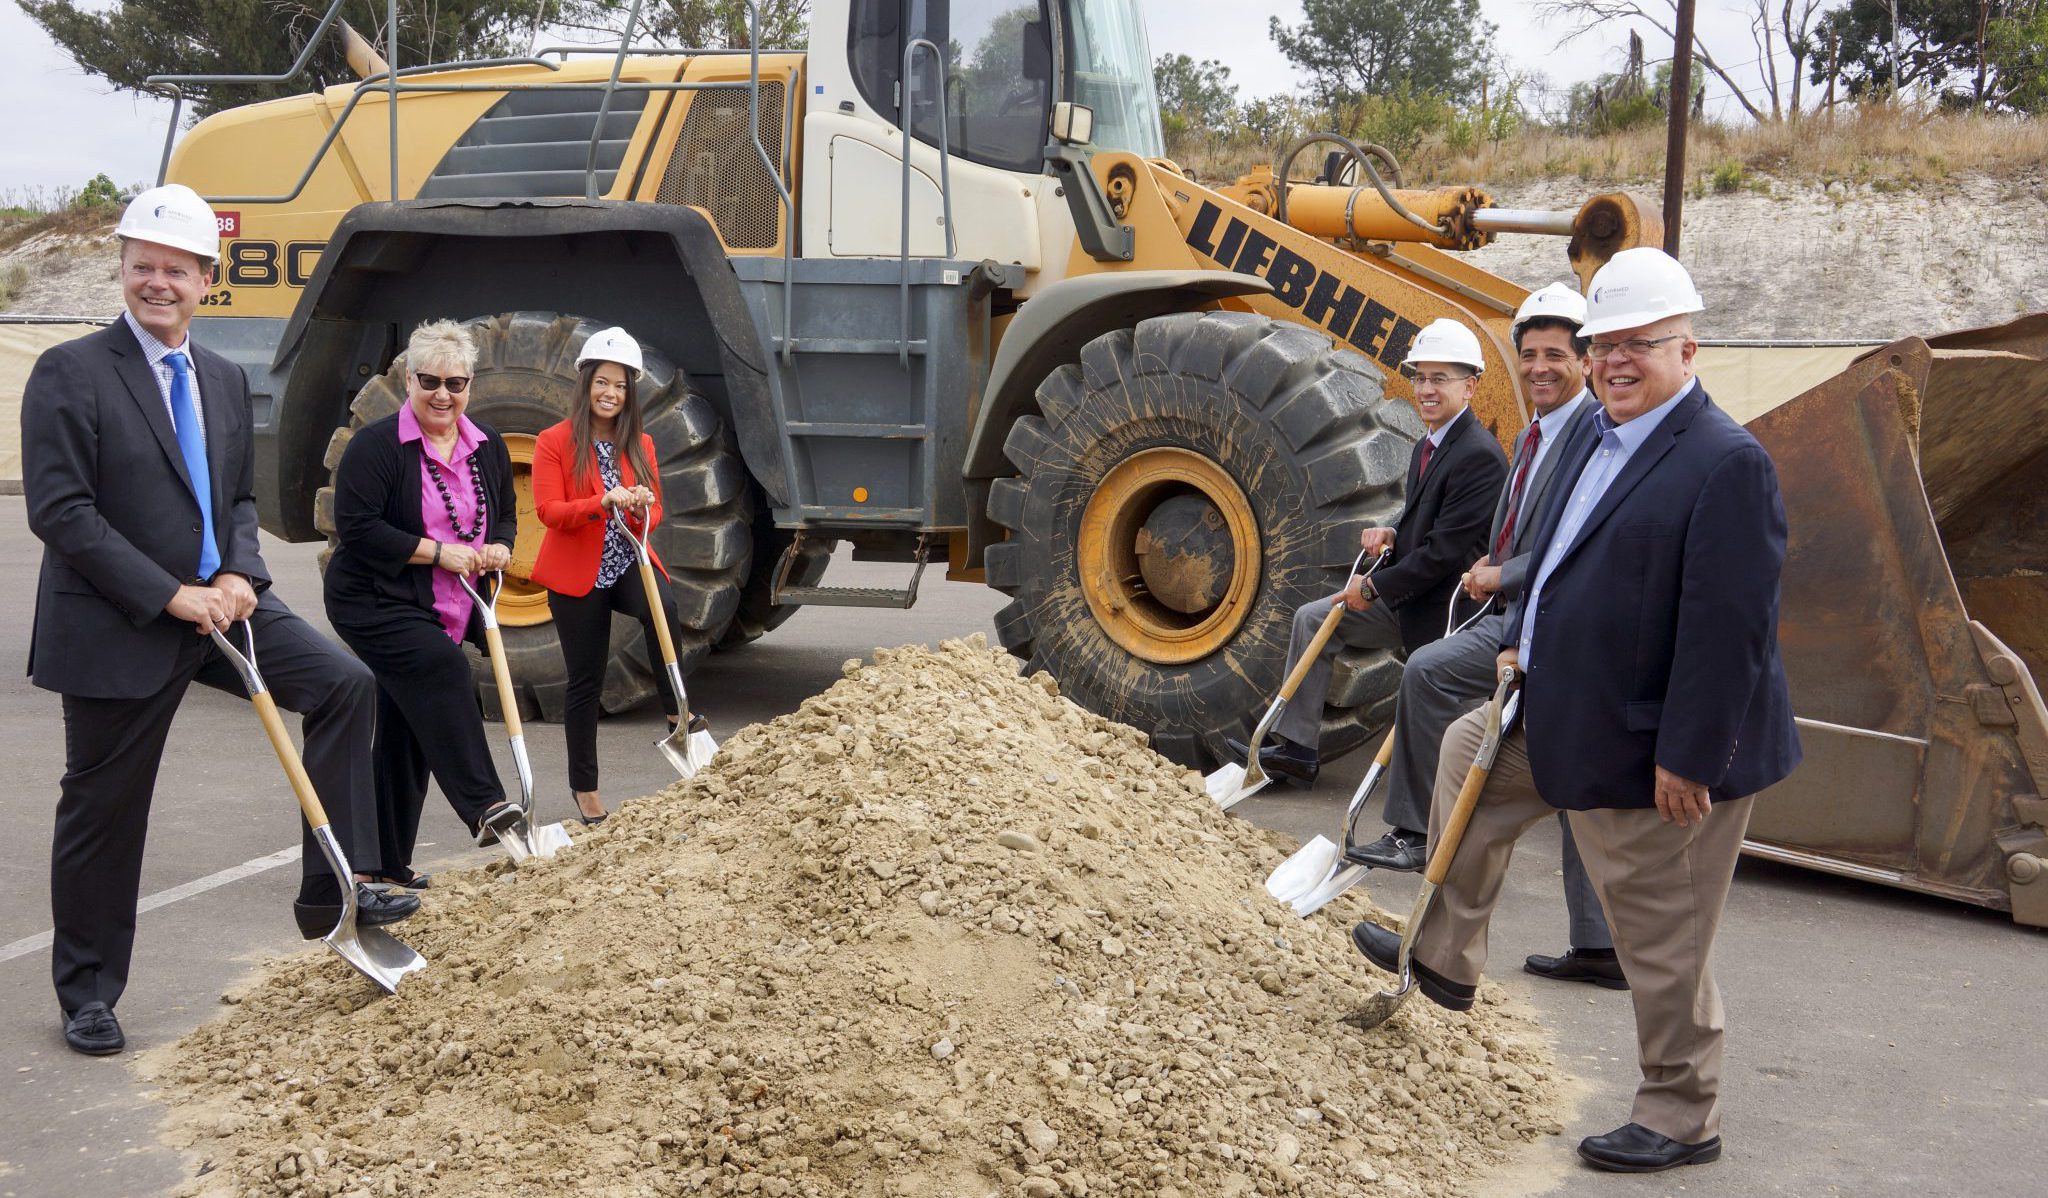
[{"x1": 165, "y1": 351, "x2": 220, "y2": 580}]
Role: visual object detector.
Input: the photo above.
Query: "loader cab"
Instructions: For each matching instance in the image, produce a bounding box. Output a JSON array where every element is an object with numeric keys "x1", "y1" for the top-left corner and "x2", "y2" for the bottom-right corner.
[{"x1": 802, "y1": 0, "x2": 1162, "y2": 268}]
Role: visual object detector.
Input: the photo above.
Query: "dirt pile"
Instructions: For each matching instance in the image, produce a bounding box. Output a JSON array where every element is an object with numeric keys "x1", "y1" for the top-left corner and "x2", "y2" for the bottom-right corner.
[{"x1": 149, "y1": 637, "x2": 1561, "y2": 1198}]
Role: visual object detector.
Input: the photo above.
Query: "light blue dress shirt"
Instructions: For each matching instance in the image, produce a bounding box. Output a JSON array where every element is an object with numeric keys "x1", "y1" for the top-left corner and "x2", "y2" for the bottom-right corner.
[
  {"x1": 1510, "y1": 389, "x2": 1589, "y2": 530},
  {"x1": 1518, "y1": 378, "x2": 1700, "y2": 669}
]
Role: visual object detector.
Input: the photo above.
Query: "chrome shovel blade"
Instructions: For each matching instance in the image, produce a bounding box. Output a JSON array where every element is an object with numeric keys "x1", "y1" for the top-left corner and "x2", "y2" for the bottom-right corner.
[
  {"x1": 1266, "y1": 835, "x2": 1339, "y2": 906},
  {"x1": 313, "y1": 827, "x2": 424, "y2": 993},
  {"x1": 529, "y1": 820, "x2": 575, "y2": 856},
  {"x1": 656, "y1": 719, "x2": 718, "y2": 779},
  {"x1": 1290, "y1": 863, "x2": 1368, "y2": 916}
]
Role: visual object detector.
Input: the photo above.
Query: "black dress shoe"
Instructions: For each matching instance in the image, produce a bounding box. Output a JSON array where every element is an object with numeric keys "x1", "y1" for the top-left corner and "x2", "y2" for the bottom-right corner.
[
  {"x1": 62, "y1": 1001, "x2": 124, "y2": 1056},
  {"x1": 1349, "y1": 921, "x2": 1476, "y2": 1012},
  {"x1": 1349, "y1": 828, "x2": 1428, "y2": 872},
  {"x1": 1525, "y1": 947, "x2": 1629, "y2": 990},
  {"x1": 293, "y1": 884, "x2": 422, "y2": 940},
  {"x1": 1578, "y1": 1122, "x2": 1721, "y2": 1172},
  {"x1": 1221, "y1": 736, "x2": 1320, "y2": 786}
]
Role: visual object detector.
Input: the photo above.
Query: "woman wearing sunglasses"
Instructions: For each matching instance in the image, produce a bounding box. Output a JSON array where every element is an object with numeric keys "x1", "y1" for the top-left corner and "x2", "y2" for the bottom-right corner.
[
  {"x1": 529, "y1": 326, "x2": 689, "y2": 826},
  {"x1": 323, "y1": 319, "x2": 526, "y2": 886}
]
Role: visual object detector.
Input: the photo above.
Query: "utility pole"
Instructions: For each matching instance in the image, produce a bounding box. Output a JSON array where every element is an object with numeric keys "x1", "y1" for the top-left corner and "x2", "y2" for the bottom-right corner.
[
  {"x1": 1890, "y1": 0, "x2": 1903, "y2": 102},
  {"x1": 1662, "y1": 0, "x2": 1696, "y2": 256}
]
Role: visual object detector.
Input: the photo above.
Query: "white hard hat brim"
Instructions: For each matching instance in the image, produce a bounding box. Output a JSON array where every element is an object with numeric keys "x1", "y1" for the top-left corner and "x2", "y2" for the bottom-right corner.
[
  {"x1": 117, "y1": 230, "x2": 218, "y2": 263},
  {"x1": 577, "y1": 355, "x2": 645, "y2": 380},
  {"x1": 1577, "y1": 296, "x2": 1704, "y2": 340}
]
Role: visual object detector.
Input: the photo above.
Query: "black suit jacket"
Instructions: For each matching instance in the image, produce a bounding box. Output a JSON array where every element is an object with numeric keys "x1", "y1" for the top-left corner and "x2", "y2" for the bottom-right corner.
[
  {"x1": 23, "y1": 319, "x2": 271, "y2": 699},
  {"x1": 322, "y1": 411, "x2": 517, "y2": 632},
  {"x1": 1371, "y1": 407, "x2": 1509, "y2": 651},
  {"x1": 1504, "y1": 384, "x2": 1801, "y2": 810}
]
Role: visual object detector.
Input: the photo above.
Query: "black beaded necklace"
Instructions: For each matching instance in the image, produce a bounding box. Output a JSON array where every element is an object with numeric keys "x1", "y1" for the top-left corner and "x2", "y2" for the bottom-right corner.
[{"x1": 423, "y1": 452, "x2": 488, "y2": 542}]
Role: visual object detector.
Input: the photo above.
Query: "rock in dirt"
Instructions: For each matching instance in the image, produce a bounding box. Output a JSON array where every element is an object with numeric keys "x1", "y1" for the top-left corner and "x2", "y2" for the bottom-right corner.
[{"x1": 148, "y1": 637, "x2": 1561, "y2": 1198}]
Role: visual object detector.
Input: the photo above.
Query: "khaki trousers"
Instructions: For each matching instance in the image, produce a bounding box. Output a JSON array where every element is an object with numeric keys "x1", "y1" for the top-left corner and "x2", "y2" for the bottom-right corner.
[{"x1": 1414, "y1": 704, "x2": 1754, "y2": 1143}]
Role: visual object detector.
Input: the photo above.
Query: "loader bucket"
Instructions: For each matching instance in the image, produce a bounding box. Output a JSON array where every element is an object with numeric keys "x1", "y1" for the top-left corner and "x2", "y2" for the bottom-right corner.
[{"x1": 1740, "y1": 315, "x2": 2048, "y2": 928}]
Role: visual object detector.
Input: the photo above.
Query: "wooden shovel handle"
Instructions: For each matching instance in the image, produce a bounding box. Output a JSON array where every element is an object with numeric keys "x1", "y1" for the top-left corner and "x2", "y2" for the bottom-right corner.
[
  {"x1": 481, "y1": 625, "x2": 524, "y2": 738},
  {"x1": 636, "y1": 558, "x2": 681, "y2": 670},
  {"x1": 1277, "y1": 601, "x2": 1348, "y2": 701},
  {"x1": 1372, "y1": 724, "x2": 1397, "y2": 768},
  {"x1": 250, "y1": 691, "x2": 331, "y2": 833},
  {"x1": 1426, "y1": 762, "x2": 1490, "y2": 885}
]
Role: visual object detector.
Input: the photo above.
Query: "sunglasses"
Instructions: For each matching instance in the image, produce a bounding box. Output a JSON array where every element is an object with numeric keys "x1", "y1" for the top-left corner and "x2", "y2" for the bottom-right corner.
[{"x1": 414, "y1": 370, "x2": 471, "y2": 394}]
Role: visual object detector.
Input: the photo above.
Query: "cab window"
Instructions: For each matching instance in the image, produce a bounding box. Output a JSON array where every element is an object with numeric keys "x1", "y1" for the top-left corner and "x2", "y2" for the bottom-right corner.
[{"x1": 848, "y1": 0, "x2": 1055, "y2": 174}]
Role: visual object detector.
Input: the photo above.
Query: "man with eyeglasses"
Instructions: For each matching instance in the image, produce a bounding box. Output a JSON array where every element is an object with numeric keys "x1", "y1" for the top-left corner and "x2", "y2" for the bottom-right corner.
[
  {"x1": 1349, "y1": 248, "x2": 1800, "y2": 1173},
  {"x1": 1351, "y1": 285, "x2": 1622, "y2": 992},
  {"x1": 21, "y1": 186, "x2": 415, "y2": 1057},
  {"x1": 1226, "y1": 318, "x2": 1506, "y2": 788}
]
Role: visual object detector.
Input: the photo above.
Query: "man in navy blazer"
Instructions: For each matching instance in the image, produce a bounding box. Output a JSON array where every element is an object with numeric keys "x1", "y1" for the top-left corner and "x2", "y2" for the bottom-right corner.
[
  {"x1": 22, "y1": 186, "x2": 416, "y2": 1056},
  {"x1": 1349, "y1": 249, "x2": 1800, "y2": 1173}
]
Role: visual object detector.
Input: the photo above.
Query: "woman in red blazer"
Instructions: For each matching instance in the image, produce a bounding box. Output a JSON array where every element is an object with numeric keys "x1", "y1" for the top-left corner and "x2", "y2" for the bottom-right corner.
[{"x1": 530, "y1": 327, "x2": 686, "y2": 824}]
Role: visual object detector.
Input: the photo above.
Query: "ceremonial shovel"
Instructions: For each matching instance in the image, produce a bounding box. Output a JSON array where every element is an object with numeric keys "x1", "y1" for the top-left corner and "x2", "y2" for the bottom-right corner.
[
  {"x1": 210, "y1": 621, "x2": 425, "y2": 993},
  {"x1": 457, "y1": 571, "x2": 572, "y2": 860},
  {"x1": 612, "y1": 507, "x2": 718, "y2": 777},
  {"x1": 1206, "y1": 547, "x2": 1390, "y2": 811}
]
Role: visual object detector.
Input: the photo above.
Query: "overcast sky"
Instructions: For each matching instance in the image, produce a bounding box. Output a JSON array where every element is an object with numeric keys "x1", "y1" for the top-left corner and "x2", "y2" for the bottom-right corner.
[{"x1": 0, "y1": 1, "x2": 1782, "y2": 198}]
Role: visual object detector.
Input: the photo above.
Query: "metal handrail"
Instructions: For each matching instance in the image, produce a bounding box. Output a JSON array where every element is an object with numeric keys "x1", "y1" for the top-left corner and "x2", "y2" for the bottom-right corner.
[
  {"x1": 899, "y1": 38, "x2": 956, "y2": 369},
  {"x1": 140, "y1": 2, "x2": 802, "y2": 371},
  {"x1": 586, "y1": 0, "x2": 647, "y2": 201}
]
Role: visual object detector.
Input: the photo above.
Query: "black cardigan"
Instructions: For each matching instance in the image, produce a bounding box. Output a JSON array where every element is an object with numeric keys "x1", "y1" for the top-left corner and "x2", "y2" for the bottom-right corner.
[{"x1": 322, "y1": 412, "x2": 518, "y2": 632}]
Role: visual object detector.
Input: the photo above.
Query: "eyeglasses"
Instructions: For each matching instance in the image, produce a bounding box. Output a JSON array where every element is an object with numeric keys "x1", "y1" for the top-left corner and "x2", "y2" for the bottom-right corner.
[
  {"x1": 1406, "y1": 372, "x2": 1473, "y2": 388},
  {"x1": 414, "y1": 370, "x2": 471, "y2": 394},
  {"x1": 1587, "y1": 335, "x2": 1683, "y2": 361}
]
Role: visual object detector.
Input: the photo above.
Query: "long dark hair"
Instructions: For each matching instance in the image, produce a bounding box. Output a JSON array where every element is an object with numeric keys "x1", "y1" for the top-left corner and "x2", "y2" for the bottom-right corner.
[{"x1": 570, "y1": 359, "x2": 656, "y2": 495}]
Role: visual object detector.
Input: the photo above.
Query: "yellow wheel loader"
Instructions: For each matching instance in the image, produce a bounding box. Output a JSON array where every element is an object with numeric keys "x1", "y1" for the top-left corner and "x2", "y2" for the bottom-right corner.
[{"x1": 157, "y1": 0, "x2": 2048, "y2": 926}]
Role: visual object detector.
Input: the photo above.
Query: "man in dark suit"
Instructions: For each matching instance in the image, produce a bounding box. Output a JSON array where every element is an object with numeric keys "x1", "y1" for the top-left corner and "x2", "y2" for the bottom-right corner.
[
  {"x1": 1350, "y1": 249, "x2": 1801, "y2": 1172},
  {"x1": 1353, "y1": 288, "x2": 1624, "y2": 1004},
  {"x1": 22, "y1": 185, "x2": 417, "y2": 1056},
  {"x1": 1228, "y1": 318, "x2": 1507, "y2": 786}
]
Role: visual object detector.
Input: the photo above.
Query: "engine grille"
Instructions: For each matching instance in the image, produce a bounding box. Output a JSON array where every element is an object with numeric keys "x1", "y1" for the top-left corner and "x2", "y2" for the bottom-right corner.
[{"x1": 655, "y1": 81, "x2": 788, "y2": 249}]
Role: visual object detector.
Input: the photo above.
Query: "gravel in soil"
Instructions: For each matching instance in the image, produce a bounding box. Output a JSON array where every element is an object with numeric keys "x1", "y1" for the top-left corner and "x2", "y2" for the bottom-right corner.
[{"x1": 147, "y1": 637, "x2": 1562, "y2": 1198}]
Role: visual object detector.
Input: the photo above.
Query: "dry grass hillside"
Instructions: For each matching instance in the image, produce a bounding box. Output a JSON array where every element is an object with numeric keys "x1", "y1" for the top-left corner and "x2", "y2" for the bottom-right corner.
[{"x1": 3, "y1": 110, "x2": 2045, "y2": 339}]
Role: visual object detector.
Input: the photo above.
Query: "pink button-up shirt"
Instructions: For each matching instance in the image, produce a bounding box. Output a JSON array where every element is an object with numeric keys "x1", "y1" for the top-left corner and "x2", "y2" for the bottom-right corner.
[{"x1": 398, "y1": 402, "x2": 488, "y2": 642}]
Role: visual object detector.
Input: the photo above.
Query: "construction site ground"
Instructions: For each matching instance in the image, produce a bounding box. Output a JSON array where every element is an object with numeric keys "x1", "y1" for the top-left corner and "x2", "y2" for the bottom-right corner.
[{"x1": 0, "y1": 498, "x2": 2040, "y2": 1197}]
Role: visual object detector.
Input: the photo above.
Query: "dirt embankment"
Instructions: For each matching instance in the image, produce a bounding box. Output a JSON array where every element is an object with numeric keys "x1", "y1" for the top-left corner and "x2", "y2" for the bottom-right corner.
[
  {"x1": 147, "y1": 638, "x2": 1563, "y2": 1198},
  {"x1": 7, "y1": 172, "x2": 2043, "y2": 336}
]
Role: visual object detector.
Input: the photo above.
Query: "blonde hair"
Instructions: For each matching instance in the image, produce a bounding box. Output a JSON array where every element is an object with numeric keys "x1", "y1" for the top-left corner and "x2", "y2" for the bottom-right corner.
[{"x1": 404, "y1": 319, "x2": 477, "y2": 376}]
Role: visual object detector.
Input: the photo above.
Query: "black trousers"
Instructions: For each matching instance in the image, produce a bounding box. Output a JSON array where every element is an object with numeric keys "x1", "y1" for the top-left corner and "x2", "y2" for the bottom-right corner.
[
  {"x1": 331, "y1": 607, "x2": 504, "y2": 876},
  {"x1": 547, "y1": 570, "x2": 682, "y2": 792},
  {"x1": 50, "y1": 598, "x2": 377, "y2": 1016}
]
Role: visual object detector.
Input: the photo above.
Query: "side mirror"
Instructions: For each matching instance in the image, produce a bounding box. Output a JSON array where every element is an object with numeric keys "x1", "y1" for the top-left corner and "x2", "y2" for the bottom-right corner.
[{"x1": 1050, "y1": 102, "x2": 1094, "y2": 146}]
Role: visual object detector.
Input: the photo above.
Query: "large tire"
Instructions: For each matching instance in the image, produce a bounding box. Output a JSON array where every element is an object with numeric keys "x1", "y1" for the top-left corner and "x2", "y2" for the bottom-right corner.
[
  {"x1": 985, "y1": 311, "x2": 1420, "y2": 768},
  {"x1": 314, "y1": 312, "x2": 753, "y2": 719}
]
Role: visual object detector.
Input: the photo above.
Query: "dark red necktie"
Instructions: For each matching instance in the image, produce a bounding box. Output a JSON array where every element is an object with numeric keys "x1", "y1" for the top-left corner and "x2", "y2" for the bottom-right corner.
[
  {"x1": 1492, "y1": 421, "x2": 1542, "y2": 560},
  {"x1": 1417, "y1": 437, "x2": 1435, "y2": 481}
]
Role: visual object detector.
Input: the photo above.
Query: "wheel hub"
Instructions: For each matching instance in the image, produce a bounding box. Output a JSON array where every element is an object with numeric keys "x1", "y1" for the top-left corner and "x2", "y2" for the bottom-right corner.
[
  {"x1": 1077, "y1": 448, "x2": 1261, "y2": 665},
  {"x1": 496, "y1": 432, "x2": 551, "y2": 629}
]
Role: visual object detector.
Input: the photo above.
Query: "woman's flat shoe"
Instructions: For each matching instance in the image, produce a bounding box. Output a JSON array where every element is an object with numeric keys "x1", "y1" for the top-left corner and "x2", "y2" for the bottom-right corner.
[{"x1": 474, "y1": 801, "x2": 524, "y2": 847}]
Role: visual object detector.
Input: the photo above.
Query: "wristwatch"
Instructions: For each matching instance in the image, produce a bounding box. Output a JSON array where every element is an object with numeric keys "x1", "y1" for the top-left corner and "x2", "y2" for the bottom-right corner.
[{"x1": 1359, "y1": 578, "x2": 1378, "y2": 603}]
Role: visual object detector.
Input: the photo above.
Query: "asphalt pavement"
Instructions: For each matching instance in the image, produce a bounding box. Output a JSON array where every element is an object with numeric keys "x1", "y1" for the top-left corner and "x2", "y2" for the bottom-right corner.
[{"x1": 0, "y1": 495, "x2": 2041, "y2": 1197}]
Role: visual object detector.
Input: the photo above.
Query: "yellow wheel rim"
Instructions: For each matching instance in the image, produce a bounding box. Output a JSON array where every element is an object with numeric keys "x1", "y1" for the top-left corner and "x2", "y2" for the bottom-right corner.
[
  {"x1": 1077, "y1": 447, "x2": 1261, "y2": 666},
  {"x1": 498, "y1": 432, "x2": 552, "y2": 629}
]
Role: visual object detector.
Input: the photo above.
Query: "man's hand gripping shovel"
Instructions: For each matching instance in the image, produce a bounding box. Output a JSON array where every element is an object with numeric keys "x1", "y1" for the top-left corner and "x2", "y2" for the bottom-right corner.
[
  {"x1": 209, "y1": 621, "x2": 426, "y2": 993},
  {"x1": 1206, "y1": 547, "x2": 1390, "y2": 811},
  {"x1": 455, "y1": 571, "x2": 572, "y2": 861}
]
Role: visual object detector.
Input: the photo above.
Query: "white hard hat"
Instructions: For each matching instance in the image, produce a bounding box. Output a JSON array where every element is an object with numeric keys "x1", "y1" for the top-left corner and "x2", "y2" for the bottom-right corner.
[
  {"x1": 116, "y1": 183, "x2": 220, "y2": 262},
  {"x1": 1401, "y1": 318, "x2": 1487, "y2": 375},
  {"x1": 575, "y1": 326, "x2": 645, "y2": 378},
  {"x1": 1511, "y1": 282, "x2": 1587, "y2": 335},
  {"x1": 1579, "y1": 247, "x2": 1705, "y2": 339}
]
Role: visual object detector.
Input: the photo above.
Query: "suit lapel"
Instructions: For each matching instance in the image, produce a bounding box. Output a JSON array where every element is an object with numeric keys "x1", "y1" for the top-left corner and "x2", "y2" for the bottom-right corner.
[
  {"x1": 108, "y1": 319, "x2": 197, "y2": 498},
  {"x1": 1510, "y1": 396, "x2": 1595, "y2": 555},
  {"x1": 1551, "y1": 388, "x2": 1706, "y2": 572}
]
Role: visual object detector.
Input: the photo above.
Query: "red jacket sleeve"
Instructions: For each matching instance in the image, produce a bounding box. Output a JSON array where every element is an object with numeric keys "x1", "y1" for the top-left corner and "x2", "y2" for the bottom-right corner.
[{"x1": 533, "y1": 425, "x2": 607, "y2": 530}]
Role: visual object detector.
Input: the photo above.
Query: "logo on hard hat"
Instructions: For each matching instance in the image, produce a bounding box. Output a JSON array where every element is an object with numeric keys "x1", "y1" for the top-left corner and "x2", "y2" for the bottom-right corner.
[{"x1": 1593, "y1": 284, "x2": 1628, "y2": 303}]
